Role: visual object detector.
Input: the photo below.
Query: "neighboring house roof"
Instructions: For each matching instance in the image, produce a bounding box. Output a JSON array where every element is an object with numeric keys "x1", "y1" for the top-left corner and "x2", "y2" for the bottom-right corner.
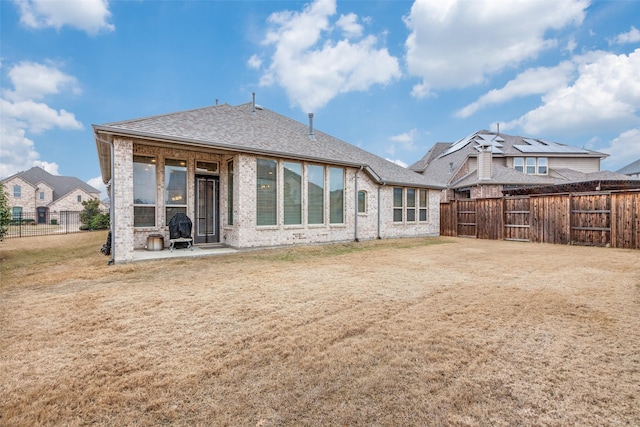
[
  {"x1": 93, "y1": 102, "x2": 443, "y2": 189},
  {"x1": 1, "y1": 166, "x2": 100, "y2": 202},
  {"x1": 617, "y1": 159, "x2": 640, "y2": 175},
  {"x1": 411, "y1": 130, "x2": 610, "y2": 188},
  {"x1": 551, "y1": 168, "x2": 635, "y2": 183},
  {"x1": 451, "y1": 165, "x2": 557, "y2": 189}
]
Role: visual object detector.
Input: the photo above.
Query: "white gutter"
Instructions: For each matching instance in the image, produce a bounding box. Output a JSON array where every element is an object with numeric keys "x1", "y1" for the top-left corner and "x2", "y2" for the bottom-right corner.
[
  {"x1": 95, "y1": 135, "x2": 115, "y2": 265},
  {"x1": 377, "y1": 182, "x2": 384, "y2": 239},
  {"x1": 354, "y1": 166, "x2": 363, "y2": 242}
]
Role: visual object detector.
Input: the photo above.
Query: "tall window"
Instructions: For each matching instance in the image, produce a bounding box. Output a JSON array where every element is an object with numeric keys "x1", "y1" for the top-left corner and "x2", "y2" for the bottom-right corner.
[
  {"x1": 77, "y1": 195, "x2": 82, "y2": 203},
  {"x1": 133, "y1": 155, "x2": 156, "y2": 227},
  {"x1": 227, "y1": 160, "x2": 234, "y2": 226},
  {"x1": 39, "y1": 192, "x2": 45, "y2": 200},
  {"x1": 526, "y1": 158, "x2": 536, "y2": 174},
  {"x1": 537, "y1": 157, "x2": 548, "y2": 175},
  {"x1": 419, "y1": 189, "x2": 428, "y2": 221},
  {"x1": 358, "y1": 190, "x2": 367, "y2": 213},
  {"x1": 165, "y1": 159, "x2": 187, "y2": 225},
  {"x1": 13, "y1": 185, "x2": 21, "y2": 198},
  {"x1": 393, "y1": 188, "x2": 403, "y2": 222},
  {"x1": 514, "y1": 157, "x2": 524, "y2": 173},
  {"x1": 284, "y1": 162, "x2": 302, "y2": 225},
  {"x1": 329, "y1": 167, "x2": 344, "y2": 224},
  {"x1": 257, "y1": 159, "x2": 277, "y2": 226},
  {"x1": 406, "y1": 189, "x2": 416, "y2": 222},
  {"x1": 308, "y1": 165, "x2": 324, "y2": 224}
]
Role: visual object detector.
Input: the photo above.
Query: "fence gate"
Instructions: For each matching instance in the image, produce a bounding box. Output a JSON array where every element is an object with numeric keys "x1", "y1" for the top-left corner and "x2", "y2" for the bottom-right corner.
[
  {"x1": 503, "y1": 197, "x2": 530, "y2": 242},
  {"x1": 456, "y1": 199, "x2": 476, "y2": 237}
]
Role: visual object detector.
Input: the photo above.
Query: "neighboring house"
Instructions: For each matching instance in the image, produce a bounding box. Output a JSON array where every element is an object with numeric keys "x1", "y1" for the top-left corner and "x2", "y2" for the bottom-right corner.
[
  {"x1": 1, "y1": 166, "x2": 102, "y2": 224},
  {"x1": 93, "y1": 100, "x2": 443, "y2": 263},
  {"x1": 409, "y1": 130, "x2": 633, "y2": 201},
  {"x1": 617, "y1": 159, "x2": 640, "y2": 179}
]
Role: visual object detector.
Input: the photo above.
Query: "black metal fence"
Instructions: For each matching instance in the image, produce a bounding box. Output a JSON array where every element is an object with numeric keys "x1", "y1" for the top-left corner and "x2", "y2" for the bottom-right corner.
[{"x1": 4, "y1": 210, "x2": 109, "y2": 239}]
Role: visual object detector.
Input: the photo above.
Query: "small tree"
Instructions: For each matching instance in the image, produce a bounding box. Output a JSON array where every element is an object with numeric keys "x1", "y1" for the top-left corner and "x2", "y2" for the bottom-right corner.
[
  {"x1": 0, "y1": 184, "x2": 11, "y2": 240},
  {"x1": 80, "y1": 198, "x2": 109, "y2": 230}
]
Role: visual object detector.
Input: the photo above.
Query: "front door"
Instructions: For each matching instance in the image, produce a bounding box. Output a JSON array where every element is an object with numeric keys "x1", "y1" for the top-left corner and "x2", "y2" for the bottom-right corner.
[
  {"x1": 37, "y1": 207, "x2": 48, "y2": 224},
  {"x1": 195, "y1": 175, "x2": 219, "y2": 244}
]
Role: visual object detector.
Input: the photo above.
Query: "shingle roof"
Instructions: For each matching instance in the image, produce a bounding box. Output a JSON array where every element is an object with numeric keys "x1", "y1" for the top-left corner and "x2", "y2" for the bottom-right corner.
[
  {"x1": 451, "y1": 165, "x2": 557, "y2": 188},
  {"x1": 1, "y1": 166, "x2": 100, "y2": 201},
  {"x1": 551, "y1": 168, "x2": 638, "y2": 182},
  {"x1": 94, "y1": 103, "x2": 442, "y2": 188},
  {"x1": 411, "y1": 130, "x2": 610, "y2": 188},
  {"x1": 617, "y1": 158, "x2": 640, "y2": 175}
]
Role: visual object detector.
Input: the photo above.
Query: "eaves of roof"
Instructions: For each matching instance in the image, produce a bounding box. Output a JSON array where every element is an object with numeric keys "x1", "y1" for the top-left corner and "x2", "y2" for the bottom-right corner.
[{"x1": 94, "y1": 103, "x2": 444, "y2": 189}]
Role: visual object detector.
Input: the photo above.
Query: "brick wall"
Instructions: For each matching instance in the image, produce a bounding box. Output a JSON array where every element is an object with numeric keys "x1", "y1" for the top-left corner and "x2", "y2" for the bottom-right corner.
[{"x1": 111, "y1": 140, "x2": 441, "y2": 262}]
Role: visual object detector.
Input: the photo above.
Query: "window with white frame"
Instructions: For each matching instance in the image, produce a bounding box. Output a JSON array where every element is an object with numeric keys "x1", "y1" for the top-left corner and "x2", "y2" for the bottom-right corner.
[
  {"x1": 514, "y1": 157, "x2": 524, "y2": 173},
  {"x1": 133, "y1": 155, "x2": 156, "y2": 227},
  {"x1": 13, "y1": 185, "x2": 21, "y2": 198},
  {"x1": 515, "y1": 157, "x2": 549, "y2": 175},
  {"x1": 39, "y1": 192, "x2": 45, "y2": 200},
  {"x1": 537, "y1": 157, "x2": 548, "y2": 175},
  {"x1": 526, "y1": 158, "x2": 536, "y2": 174}
]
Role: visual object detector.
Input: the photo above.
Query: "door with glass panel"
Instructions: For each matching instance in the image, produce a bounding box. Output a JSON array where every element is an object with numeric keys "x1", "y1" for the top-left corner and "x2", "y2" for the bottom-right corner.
[{"x1": 195, "y1": 176, "x2": 219, "y2": 244}]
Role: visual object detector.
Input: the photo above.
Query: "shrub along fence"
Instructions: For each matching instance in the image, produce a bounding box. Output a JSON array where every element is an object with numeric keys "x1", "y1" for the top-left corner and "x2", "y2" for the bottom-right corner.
[
  {"x1": 4, "y1": 210, "x2": 109, "y2": 239},
  {"x1": 440, "y1": 190, "x2": 640, "y2": 249}
]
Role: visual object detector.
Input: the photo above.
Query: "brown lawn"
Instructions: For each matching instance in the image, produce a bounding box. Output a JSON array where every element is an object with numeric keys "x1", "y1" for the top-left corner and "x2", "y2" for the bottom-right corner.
[{"x1": 0, "y1": 232, "x2": 639, "y2": 426}]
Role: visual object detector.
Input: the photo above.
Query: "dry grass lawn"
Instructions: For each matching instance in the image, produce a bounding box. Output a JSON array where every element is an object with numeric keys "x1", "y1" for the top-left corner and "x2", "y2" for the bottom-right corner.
[{"x1": 1, "y1": 232, "x2": 639, "y2": 426}]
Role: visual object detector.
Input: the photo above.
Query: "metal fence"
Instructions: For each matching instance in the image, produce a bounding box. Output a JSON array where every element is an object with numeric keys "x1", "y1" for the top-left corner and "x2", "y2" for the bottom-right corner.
[{"x1": 3, "y1": 210, "x2": 109, "y2": 239}]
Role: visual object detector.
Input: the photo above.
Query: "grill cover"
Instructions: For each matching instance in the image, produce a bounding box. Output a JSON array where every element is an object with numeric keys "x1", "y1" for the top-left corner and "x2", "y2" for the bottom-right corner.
[{"x1": 168, "y1": 213, "x2": 192, "y2": 239}]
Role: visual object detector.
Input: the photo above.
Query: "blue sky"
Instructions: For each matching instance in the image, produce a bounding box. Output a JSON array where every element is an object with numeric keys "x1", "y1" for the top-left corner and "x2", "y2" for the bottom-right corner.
[{"x1": 1, "y1": 0, "x2": 639, "y2": 198}]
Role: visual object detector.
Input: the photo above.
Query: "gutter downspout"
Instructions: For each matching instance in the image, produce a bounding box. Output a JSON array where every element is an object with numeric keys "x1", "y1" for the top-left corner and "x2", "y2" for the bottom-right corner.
[
  {"x1": 354, "y1": 166, "x2": 363, "y2": 242},
  {"x1": 108, "y1": 139, "x2": 115, "y2": 265},
  {"x1": 377, "y1": 182, "x2": 384, "y2": 239},
  {"x1": 96, "y1": 135, "x2": 115, "y2": 265}
]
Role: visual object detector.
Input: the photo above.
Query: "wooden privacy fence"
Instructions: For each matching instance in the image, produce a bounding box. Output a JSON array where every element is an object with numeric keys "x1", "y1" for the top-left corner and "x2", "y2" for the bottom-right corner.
[{"x1": 440, "y1": 190, "x2": 640, "y2": 249}]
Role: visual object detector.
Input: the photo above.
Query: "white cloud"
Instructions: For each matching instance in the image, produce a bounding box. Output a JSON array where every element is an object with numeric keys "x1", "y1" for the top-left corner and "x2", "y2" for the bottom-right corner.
[
  {"x1": 456, "y1": 62, "x2": 575, "y2": 118},
  {"x1": 247, "y1": 54, "x2": 262, "y2": 70},
  {"x1": 404, "y1": 0, "x2": 589, "y2": 98},
  {"x1": 257, "y1": 0, "x2": 400, "y2": 112},
  {"x1": 611, "y1": 26, "x2": 640, "y2": 45},
  {"x1": 503, "y1": 49, "x2": 640, "y2": 135},
  {"x1": 336, "y1": 13, "x2": 363, "y2": 38},
  {"x1": 0, "y1": 61, "x2": 82, "y2": 179},
  {"x1": 87, "y1": 176, "x2": 107, "y2": 200},
  {"x1": 385, "y1": 158, "x2": 408, "y2": 168},
  {"x1": 15, "y1": 0, "x2": 114, "y2": 35},
  {"x1": 3, "y1": 61, "x2": 81, "y2": 102},
  {"x1": 600, "y1": 129, "x2": 640, "y2": 171},
  {"x1": 33, "y1": 161, "x2": 59, "y2": 175},
  {"x1": 390, "y1": 128, "x2": 418, "y2": 151}
]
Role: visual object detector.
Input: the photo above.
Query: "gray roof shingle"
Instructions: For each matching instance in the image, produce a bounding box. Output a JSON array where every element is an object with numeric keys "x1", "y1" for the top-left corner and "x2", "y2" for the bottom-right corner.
[
  {"x1": 617, "y1": 159, "x2": 640, "y2": 175},
  {"x1": 94, "y1": 103, "x2": 442, "y2": 188},
  {"x1": 1, "y1": 166, "x2": 100, "y2": 201}
]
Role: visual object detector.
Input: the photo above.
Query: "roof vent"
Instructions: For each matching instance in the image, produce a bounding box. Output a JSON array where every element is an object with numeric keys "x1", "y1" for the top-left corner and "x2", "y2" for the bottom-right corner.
[
  {"x1": 308, "y1": 113, "x2": 315, "y2": 140},
  {"x1": 252, "y1": 92, "x2": 256, "y2": 115}
]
